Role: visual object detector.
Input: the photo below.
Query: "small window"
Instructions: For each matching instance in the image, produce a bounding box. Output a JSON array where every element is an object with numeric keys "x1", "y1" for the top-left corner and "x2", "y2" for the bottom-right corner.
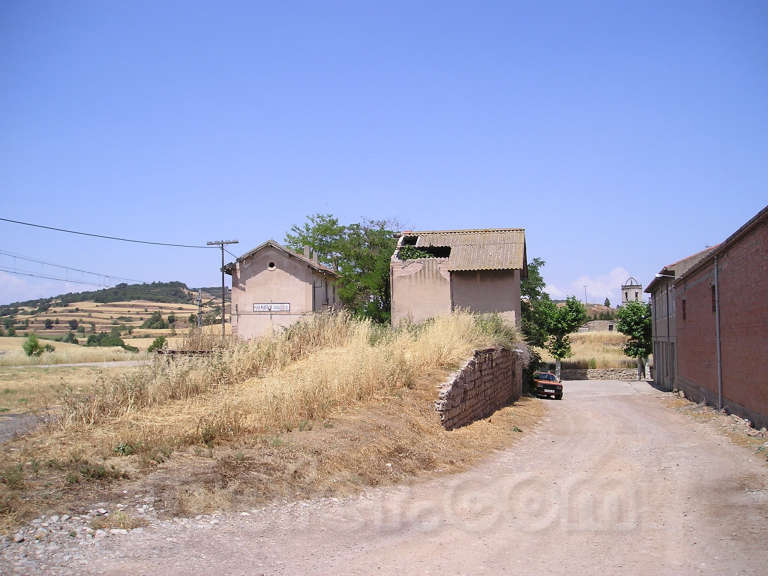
[
  {"x1": 267, "y1": 262, "x2": 276, "y2": 270},
  {"x1": 711, "y1": 285, "x2": 716, "y2": 313},
  {"x1": 635, "y1": 291, "x2": 639, "y2": 301},
  {"x1": 682, "y1": 299, "x2": 687, "y2": 320}
]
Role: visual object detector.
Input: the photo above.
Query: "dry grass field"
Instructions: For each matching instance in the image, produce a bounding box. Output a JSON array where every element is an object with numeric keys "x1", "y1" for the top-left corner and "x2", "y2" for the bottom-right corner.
[
  {"x1": 0, "y1": 337, "x2": 146, "y2": 367},
  {"x1": 536, "y1": 331, "x2": 637, "y2": 369},
  {"x1": 0, "y1": 364, "x2": 140, "y2": 414},
  {"x1": 0, "y1": 312, "x2": 543, "y2": 532}
]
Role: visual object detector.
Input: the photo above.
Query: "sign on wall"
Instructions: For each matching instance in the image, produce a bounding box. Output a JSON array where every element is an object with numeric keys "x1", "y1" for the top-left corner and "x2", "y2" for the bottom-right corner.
[{"x1": 253, "y1": 303, "x2": 290, "y2": 313}]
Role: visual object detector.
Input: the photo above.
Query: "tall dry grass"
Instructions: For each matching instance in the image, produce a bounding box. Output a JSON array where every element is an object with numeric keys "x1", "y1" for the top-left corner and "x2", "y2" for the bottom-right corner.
[
  {"x1": 536, "y1": 331, "x2": 635, "y2": 369},
  {"x1": 0, "y1": 337, "x2": 145, "y2": 367},
  {"x1": 56, "y1": 312, "x2": 521, "y2": 446}
]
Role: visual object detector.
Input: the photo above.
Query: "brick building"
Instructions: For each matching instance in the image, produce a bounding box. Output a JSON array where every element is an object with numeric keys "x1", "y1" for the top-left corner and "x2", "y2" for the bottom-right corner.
[
  {"x1": 390, "y1": 228, "x2": 527, "y2": 326},
  {"x1": 671, "y1": 205, "x2": 768, "y2": 428},
  {"x1": 645, "y1": 247, "x2": 716, "y2": 391},
  {"x1": 224, "y1": 240, "x2": 340, "y2": 339}
]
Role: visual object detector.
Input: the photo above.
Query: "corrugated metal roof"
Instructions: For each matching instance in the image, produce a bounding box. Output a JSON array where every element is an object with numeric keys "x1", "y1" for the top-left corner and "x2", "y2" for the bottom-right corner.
[{"x1": 407, "y1": 228, "x2": 526, "y2": 271}]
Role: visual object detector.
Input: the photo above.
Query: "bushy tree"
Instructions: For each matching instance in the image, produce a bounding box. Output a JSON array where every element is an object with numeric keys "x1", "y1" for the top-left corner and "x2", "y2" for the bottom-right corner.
[
  {"x1": 167, "y1": 314, "x2": 176, "y2": 325},
  {"x1": 188, "y1": 313, "x2": 197, "y2": 325},
  {"x1": 23, "y1": 334, "x2": 54, "y2": 357},
  {"x1": 543, "y1": 297, "x2": 588, "y2": 379},
  {"x1": 68, "y1": 319, "x2": 79, "y2": 330},
  {"x1": 520, "y1": 257, "x2": 555, "y2": 347},
  {"x1": 604, "y1": 297, "x2": 611, "y2": 308},
  {"x1": 616, "y1": 301, "x2": 652, "y2": 380},
  {"x1": 285, "y1": 214, "x2": 398, "y2": 323},
  {"x1": 141, "y1": 311, "x2": 168, "y2": 329},
  {"x1": 44, "y1": 319, "x2": 53, "y2": 329},
  {"x1": 147, "y1": 336, "x2": 167, "y2": 353},
  {"x1": 62, "y1": 331, "x2": 79, "y2": 344}
]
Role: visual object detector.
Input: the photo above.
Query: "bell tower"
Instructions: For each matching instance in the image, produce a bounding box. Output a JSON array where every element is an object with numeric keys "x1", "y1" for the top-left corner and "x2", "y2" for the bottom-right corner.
[{"x1": 621, "y1": 276, "x2": 642, "y2": 305}]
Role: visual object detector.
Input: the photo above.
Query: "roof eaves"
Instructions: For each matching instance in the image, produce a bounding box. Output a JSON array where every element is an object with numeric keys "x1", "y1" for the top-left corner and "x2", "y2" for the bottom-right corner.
[{"x1": 675, "y1": 204, "x2": 768, "y2": 285}]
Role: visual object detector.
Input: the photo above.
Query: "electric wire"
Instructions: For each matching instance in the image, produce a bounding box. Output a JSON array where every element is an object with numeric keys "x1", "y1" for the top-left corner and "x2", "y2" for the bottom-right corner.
[
  {"x1": 0, "y1": 217, "x2": 215, "y2": 249},
  {"x1": 0, "y1": 249, "x2": 145, "y2": 284},
  {"x1": 0, "y1": 267, "x2": 109, "y2": 287}
]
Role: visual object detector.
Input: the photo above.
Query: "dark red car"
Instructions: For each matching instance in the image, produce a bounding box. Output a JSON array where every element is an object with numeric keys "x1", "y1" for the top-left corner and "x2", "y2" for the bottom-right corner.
[{"x1": 533, "y1": 371, "x2": 563, "y2": 400}]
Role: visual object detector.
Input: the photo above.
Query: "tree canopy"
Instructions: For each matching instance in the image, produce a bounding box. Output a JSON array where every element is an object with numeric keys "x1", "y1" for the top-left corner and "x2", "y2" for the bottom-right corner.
[
  {"x1": 616, "y1": 301, "x2": 652, "y2": 359},
  {"x1": 285, "y1": 214, "x2": 398, "y2": 323}
]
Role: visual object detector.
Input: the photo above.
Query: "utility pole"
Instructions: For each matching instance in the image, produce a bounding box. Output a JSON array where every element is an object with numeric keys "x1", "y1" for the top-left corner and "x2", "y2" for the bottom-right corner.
[
  {"x1": 196, "y1": 289, "x2": 203, "y2": 328},
  {"x1": 207, "y1": 240, "x2": 239, "y2": 339},
  {"x1": 583, "y1": 285, "x2": 588, "y2": 305}
]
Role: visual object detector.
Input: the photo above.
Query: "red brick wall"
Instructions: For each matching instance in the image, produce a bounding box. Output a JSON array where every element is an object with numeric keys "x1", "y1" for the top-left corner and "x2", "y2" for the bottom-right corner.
[
  {"x1": 718, "y1": 219, "x2": 768, "y2": 426},
  {"x1": 675, "y1": 218, "x2": 768, "y2": 428}
]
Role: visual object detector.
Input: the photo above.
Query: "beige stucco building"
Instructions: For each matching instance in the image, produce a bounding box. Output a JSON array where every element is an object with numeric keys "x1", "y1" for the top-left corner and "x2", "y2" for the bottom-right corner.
[
  {"x1": 390, "y1": 228, "x2": 527, "y2": 326},
  {"x1": 224, "y1": 240, "x2": 340, "y2": 339}
]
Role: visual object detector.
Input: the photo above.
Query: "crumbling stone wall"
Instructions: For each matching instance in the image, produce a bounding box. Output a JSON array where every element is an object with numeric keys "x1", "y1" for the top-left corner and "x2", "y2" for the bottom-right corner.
[{"x1": 435, "y1": 347, "x2": 524, "y2": 430}]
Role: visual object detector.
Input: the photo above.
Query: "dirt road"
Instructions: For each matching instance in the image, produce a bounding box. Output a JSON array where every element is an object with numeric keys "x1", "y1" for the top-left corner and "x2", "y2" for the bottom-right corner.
[{"x1": 6, "y1": 380, "x2": 768, "y2": 575}]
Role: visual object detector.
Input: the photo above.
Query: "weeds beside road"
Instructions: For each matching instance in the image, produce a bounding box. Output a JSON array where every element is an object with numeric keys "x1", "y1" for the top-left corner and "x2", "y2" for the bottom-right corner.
[{"x1": 0, "y1": 312, "x2": 534, "y2": 532}]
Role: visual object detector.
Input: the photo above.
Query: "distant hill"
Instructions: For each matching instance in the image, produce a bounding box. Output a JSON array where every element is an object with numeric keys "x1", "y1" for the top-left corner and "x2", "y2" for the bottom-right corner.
[{"x1": 0, "y1": 282, "x2": 229, "y2": 317}]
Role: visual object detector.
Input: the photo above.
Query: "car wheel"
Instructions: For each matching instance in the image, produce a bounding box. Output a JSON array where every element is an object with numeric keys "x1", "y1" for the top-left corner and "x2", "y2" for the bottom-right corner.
[{"x1": 555, "y1": 393, "x2": 563, "y2": 400}]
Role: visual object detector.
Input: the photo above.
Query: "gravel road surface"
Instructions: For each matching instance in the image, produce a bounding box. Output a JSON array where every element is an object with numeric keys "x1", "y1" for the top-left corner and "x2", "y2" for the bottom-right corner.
[{"x1": 3, "y1": 379, "x2": 767, "y2": 575}]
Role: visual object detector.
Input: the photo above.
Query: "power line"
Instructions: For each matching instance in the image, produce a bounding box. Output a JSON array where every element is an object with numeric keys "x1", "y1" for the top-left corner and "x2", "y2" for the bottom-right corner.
[
  {"x1": 224, "y1": 248, "x2": 238, "y2": 259},
  {"x1": 0, "y1": 249, "x2": 145, "y2": 284},
  {"x1": 0, "y1": 217, "x2": 214, "y2": 249},
  {"x1": 0, "y1": 267, "x2": 108, "y2": 287}
]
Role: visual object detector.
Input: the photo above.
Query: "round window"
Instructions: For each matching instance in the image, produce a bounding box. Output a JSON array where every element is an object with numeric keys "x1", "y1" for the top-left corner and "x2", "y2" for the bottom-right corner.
[{"x1": 267, "y1": 262, "x2": 276, "y2": 270}]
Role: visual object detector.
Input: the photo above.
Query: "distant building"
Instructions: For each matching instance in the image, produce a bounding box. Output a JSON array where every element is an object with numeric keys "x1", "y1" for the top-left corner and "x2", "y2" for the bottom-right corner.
[
  {"x1": 390, "y1": 228, "x2": 527, "y2": 326},
  {"x1": 647, "y1": 205, "x2": 768, "y2": 428},
  {"x1": 645, "y1": 247, "x2": 717, "y2": 391},
  {"x1": 621, "y1": 276, "x2": 643, "y2": 305},
  {"x1": 578, "y1": 320, "x2": 615, "y2": 333},
  {"x1": 224, "y1": 240, "x2": 340, "y2": 339}
]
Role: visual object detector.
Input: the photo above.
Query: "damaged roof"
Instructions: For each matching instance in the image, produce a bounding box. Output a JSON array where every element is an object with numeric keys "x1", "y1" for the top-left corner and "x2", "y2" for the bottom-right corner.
[{"x1": 403, "y1": 228, "x2": 526, "y2": 272}]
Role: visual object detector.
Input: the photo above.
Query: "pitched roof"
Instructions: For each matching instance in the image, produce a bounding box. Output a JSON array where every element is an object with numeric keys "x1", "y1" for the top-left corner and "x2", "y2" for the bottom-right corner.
[
  {"x1": 224, "y1": 240, "x2": 339, "y2": 277},
  {"x1": 645, "y1": 245, "x2": 719, "y2": 293},
  {"x1": 402, "y1": 228, "x2": 526, "y2": 271}
]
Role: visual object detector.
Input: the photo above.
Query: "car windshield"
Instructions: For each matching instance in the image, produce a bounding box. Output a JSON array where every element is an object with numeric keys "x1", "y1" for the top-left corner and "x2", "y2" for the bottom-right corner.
[{"x1": 536, "y1": 373, "x2": 556, "y2": 381}]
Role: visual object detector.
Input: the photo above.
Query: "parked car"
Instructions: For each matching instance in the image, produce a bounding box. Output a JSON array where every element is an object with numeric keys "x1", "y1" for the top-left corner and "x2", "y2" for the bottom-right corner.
[{"x1": 533, "y1": 371, "x2": 563, "y2": 400}]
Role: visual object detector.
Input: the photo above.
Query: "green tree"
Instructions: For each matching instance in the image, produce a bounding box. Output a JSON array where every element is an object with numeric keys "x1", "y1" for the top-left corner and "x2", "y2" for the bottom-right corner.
[
  {"x1": 148, "y1": 335, "x2": 167, "y2": 353},
  {"x1": 604, "y1": 297, "x2": 611, "y2": 308},
  {"x1": 62, "y1": 331, "x2": 79, "y2": 344},
  {"x1": 141, "y1": 311, "x2": 168, "y2": 329},
  {"x1": 167, "y1": 314, "x2": 176, "y2": 325},
  {"x1": 520, "y1": 257, "x2": 555, "y2": 348},
  {"x1": 543, "y1": 297, "x2": 587, "y2": 379},
  {"x1": 68, "y1": 319, "x2": 79, "y2": 331},
  {"x1": 616, "y1": 301, "x2": 652, "y2": 380},
  {"x1": 44, "y1": 319, "x2": 53, "y2": 329},
  {"x1": 285, "y1": 214, "x2": 398, "y2": 323},
  {"x1": 23, "y1": 334, "x2": 54, "y2": 357},
  {"x1": 188, "y1": 313, "x2": 197, "y2": 325}
]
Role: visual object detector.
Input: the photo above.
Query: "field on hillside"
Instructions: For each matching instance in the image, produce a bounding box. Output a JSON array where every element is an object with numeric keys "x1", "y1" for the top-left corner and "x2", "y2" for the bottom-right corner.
[
  {"x1": 4, "y1": 300, "x2": 203, "y2": 340},
  {"x1": 536, "y1": 331, "x2": 637, "y2": 369},
  {"x1": 0, "y1": 337, "x2": 146, "y2": 367},
  {"x1": 0, "y1": 312, "x2": 542, "y2": 532}
]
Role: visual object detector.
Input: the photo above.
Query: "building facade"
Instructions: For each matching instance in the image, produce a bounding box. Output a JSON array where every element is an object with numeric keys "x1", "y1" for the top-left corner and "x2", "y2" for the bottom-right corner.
[
  {"x1": 390, "y1": 228, "x2": 527, "y2": 326},
  {"x1": 645, "y1": 248, "x2": 716, "y2": 391},
  {"x1": 673, "y1": 205, "x2": 768, "y2": 428},
  {"x1": 224, "y1": 240, "x2": 340, "y2": 339}
]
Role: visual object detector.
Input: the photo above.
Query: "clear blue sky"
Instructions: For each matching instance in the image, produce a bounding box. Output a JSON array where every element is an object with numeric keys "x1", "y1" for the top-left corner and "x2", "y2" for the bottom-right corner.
[{"x1": 1, "y1": 1, "x2": 766, "y2": 306}]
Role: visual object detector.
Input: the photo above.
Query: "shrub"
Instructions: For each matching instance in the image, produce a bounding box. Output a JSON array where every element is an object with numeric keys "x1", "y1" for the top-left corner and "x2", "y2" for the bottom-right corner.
[
  {"x1": 68, "y1": 319, "x2": 79, "y2": 330},
  {"x1": 44, "y1": 319, "x2": 53, "y2": 329},
  {"x1": 141, "y1": 311, "x2": 168, "y2": 329},
  {"x1": 62, "y1": 331, "x2": 79, "y2": 344},
  {"x1": 148, "y1": 336, "x2": 167, "y2": 353},
  {"x1": 23, "y1": 334, "x2": 47, "y2": 357}
]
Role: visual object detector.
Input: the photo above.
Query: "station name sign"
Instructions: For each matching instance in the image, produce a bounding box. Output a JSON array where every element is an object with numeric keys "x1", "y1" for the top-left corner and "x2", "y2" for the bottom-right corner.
[{"x1": 253, "y1": 303, "x2": 290, "y2": 313}]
